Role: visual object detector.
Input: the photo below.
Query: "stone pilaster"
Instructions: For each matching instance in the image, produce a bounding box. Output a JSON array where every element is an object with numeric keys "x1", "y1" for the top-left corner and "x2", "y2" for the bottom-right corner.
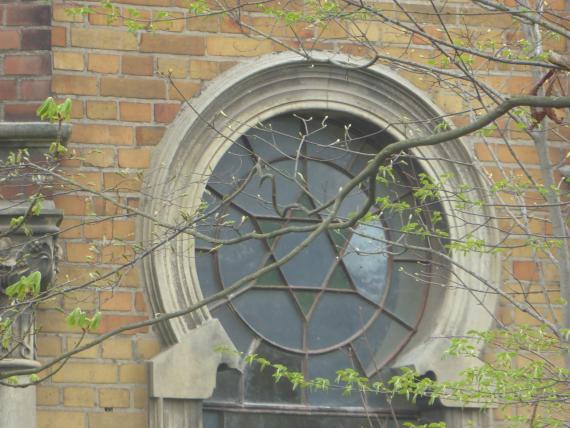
[{"x1": 0, "y1": 122, "x2": 70, "y2": 428}]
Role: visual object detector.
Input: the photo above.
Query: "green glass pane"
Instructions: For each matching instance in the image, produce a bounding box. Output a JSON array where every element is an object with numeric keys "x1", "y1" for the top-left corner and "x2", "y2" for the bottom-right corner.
[
  {"x1": 256, "y1": 268, "x2": 285, "y2": 286},
  {"x1": 298, "y1": 192, "x2": 316, "y2": 209},
  {"x1": 328, "y1": 229, "x2": 351, "y2": 252},
  {"x1": 289, "y1": 193, "x2": 316, "y2": 218},
  {"x1": 293, "y1": 290, "x2": 319, "y2": 316},
  {"x1": 328, "y1": 264, "x2": 351, "y2": 289},
  {"x1": 257, "y1": 220, "x2": 282, "y2": 246},
  {"x1": 258, "y1": 220, "x2": 281, "y2": 234}
]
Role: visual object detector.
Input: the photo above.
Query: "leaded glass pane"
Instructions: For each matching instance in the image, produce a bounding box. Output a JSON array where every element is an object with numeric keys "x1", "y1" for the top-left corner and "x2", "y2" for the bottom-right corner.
[{"x1": 232, "y1": 289, "x2": 303, "y2": 349}]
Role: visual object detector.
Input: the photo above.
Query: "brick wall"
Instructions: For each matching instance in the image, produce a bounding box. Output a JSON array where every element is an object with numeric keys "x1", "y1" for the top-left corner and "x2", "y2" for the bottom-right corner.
[
  {"x1": 0, "y1": 0, "x2": 52, "y2": 121},
  {"x1": 32, "y1": 0, "x2": 569, "y2": 426}
]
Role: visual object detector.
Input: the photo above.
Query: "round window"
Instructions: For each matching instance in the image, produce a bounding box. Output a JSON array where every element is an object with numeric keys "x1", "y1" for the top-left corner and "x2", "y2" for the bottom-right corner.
[{"x1": 195, "y1": 112, "x2": 437, "y2": 386}]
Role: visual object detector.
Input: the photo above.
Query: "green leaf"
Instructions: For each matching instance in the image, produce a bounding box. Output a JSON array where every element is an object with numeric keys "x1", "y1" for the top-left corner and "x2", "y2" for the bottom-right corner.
[
  {"x1": 88, "y1": 312, "x2": 102, "y2": 331},
  {"x1": 5, "y1": 271, "x2": 42, "y2": 301}
]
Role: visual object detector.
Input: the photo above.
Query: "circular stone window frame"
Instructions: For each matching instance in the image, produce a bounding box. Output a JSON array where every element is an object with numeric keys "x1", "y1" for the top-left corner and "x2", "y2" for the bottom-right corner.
[{"x1": 141, "y1": 52, "x2": 500, "y2": 395}]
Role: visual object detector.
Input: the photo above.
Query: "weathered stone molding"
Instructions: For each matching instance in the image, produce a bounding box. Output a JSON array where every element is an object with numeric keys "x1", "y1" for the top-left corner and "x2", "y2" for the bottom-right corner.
[
  {"x1": 141, "y1": 52, "x2": 500, "y2": 424},
  {"x1": 149, "y1": 320, "x2": 240, "y2": 428},
  {"x1": 149, "y1": 320, "x2": 240, "y2": 400},
  {"x1": 0, "y1": 122, "x2": 71, "y2": 149}
]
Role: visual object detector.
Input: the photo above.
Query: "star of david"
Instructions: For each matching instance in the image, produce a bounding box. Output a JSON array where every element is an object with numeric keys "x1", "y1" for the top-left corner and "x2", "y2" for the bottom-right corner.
[
  {"x1": 206, "y1": 159, "x2": 390, "y2": 352},
  {"x1": 250, "y1": 190, "x2": 382, "y2": 319}
]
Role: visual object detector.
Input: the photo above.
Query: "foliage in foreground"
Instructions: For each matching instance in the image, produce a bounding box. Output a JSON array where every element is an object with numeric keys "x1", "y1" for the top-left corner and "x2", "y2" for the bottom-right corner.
[{"x1": 225, "y1": 325, "x2": 570, "y2": 427}]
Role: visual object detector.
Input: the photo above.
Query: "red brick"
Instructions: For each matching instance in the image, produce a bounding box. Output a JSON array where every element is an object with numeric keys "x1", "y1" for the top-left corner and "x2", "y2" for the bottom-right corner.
[
  {"x1": 99, "y1": 315, "x2": 148, "y2": 335},
  {"x1": 0, "y1": 31, "x2": 20, "y2": 50},
  {"x1": 168, "y1": 80, "x2": 200, "y2": 101},
  {"x1": 52, "y1": 75, "x2": 97, "y2": 96},
  {"x1": 120, "y1": 102, "x2": 151, "y2": 122},
  {"x1": 71, "y1": 28, "x2": 137, "y2": 51},
  {"x1": 4, "y1": 54, "x2": 51, "y2": 76},
  {"x1": 122, "y1": 55, "x2": 154, "y2": 76},
  {"x1": 20, "y1": 80, "x2": 51, "y2": 101},
  {"x1": 54, "y1": 196, "x2": 86, "y2": 215},
  {"x1": 65, "y1": 242, "x2": 95, "y2": 263},
  {"x1": 513, "y1": 261, "x2": 540, "y2": 281},
  {"x1": 189, "y1": 15, "x2": 220, "y2": 32},
  {"x1": 140, "y1": 33, "x2": 205, "y2": 55},
  {"x1": 113, "y1": 220, "x2": 136, "y2": 240},
  {"x1": 0, "y1": 80, "x2": 17, "y2": 101},
  {"x1": 101, "y1": 291, "x2": 132, "y2": 312},
  {"x1": 117, "y1": 0, "x2": 171, "y2": 5},
  {"x1": 118, "y1": 148, "x2": 151, "y2": 168},
  {"x1": 4, "y1": 103, "x2": 40, "y2": 121},
  {"x1": 206, "y1": 37, "x2": 273, "y2": 56},
  {"x1": 83, "y1": 219, "x2": 113, "y2": 239},
  {"x1": 86, "y1": 101, "x2": 117, "y2": 120},
  {"x1": 52, "y1": 4, "x2": 83, "y2": 23},
  {"x1": 101, "y1": 77, "x2": 166, "y2": 99},
  {"x1": 103, "y1": 173, "x2": 141, "y2": 192},
  {"x1": 152, "y1": 10, "x2": 185, "y2": 32},
  {"x1": 88, "y1": 54, "x2": 120, "y2": 74},
  {"x1": 72, "y1": 124, "x2": 133, "y2": 146},
  {"x1": 82, "y1": 148, "x2": 115, "y2": 168},
  {"x1": 21, "y1": 29, "x2": 51, "y2": 51},
  {"x1": 135, "y1": 292, "x2": 147, "y2": 312},
  {"x1": 189, "y1": 60, "x2": 222, "y2": 80},
  {"x1": 154, "y1": 103, "x2": 180, "y2": 123},
  {"x1": 59, "y1": 219, "x2": 82, "y2": 239},
  {"x1": 5, "y1": 4, "x2": 51, "y2": 26},
  {"x1": 51, "y1": 27, "x2": 66, "y2": 47},
  {"x1": 135, "y1": 126, "x2": 165, "y2": 146},
  {"x1": 53, "y1": 52, "x2": 84, "y2": 71}
]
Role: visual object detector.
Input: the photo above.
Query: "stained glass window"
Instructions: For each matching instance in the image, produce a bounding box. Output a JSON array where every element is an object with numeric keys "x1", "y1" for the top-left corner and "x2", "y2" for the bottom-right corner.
[{"x1": 197, "y1": 112, "x2": 439, "y2": 425}]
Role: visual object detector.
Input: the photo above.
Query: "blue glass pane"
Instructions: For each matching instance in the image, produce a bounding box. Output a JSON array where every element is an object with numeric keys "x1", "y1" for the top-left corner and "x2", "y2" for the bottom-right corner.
[
  {"x1": 308, "y1": 293, "x2": 376, "y2": 350},
  {"x1": 343, "y1": 222, "x2": 388, "y2": 303},
  {"x1": 306, "y1": 161, "x2": 367, "y2": 219},
  {"x1": 353, "y1": 313, "x2": 411, "y2": 377},
  {"x1": 382, "y1": 202, "x2": 430, "y2": 258},
  {"x1": 347, "y1": 139, "x2": 377, "y2": 177},
  {"x1": 203, "y1": 410, "x2": 221, "y2": 428},
  {"x1": 273, "y1": 230, "x2": 336, "y2": 288},
  {"x1": 307, "y1": 349, "x2": 362, "y2": 406},
  {"x1": 208, "y1": 142, "x2": 255, "y2": 197},
  {"x1": 217, "y1": 208, "x2": 266, "y2": 288},
  {"x1": 196, "y1": 192, "x2": 223, "y2": 250},
  {"x1": 245, "y1": 116, "x2": 302, "y2": 162},
  {"x1": 379, "y1": 173, "x2": 413, "y2": 201},
  {"x1": 231, "y1": 159, "x2": 304, "y2": 216},
  {"x1": 305, "y1": 121, "x2": 355, "y2": 169},
  {"x1": 210, "y1": 305, "x2": 254, "y2": 353},
  {"x1": 195, "y1": 251, "x2": 221, "y2": 301},
  {"x1": 232, "y1": 289, "x2": 303, "y2": 349},
  {"x1": 386, "y1": 261, "x2": 427, "y2": 326},
  {"x1": 244, "y1": 341, "x2": 302, "y2": 404}
]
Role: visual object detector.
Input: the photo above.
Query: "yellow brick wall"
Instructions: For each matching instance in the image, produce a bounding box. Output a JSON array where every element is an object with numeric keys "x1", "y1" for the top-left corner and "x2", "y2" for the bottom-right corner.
[{"x1": 37, "y1": 0, "x2": 568, "y2": 426}]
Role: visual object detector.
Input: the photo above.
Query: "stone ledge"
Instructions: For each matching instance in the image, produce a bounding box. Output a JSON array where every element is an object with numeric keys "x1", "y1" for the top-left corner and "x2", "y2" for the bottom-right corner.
[{"x1": 0, "y1": 122, "x2": 71, "y2": 148}]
